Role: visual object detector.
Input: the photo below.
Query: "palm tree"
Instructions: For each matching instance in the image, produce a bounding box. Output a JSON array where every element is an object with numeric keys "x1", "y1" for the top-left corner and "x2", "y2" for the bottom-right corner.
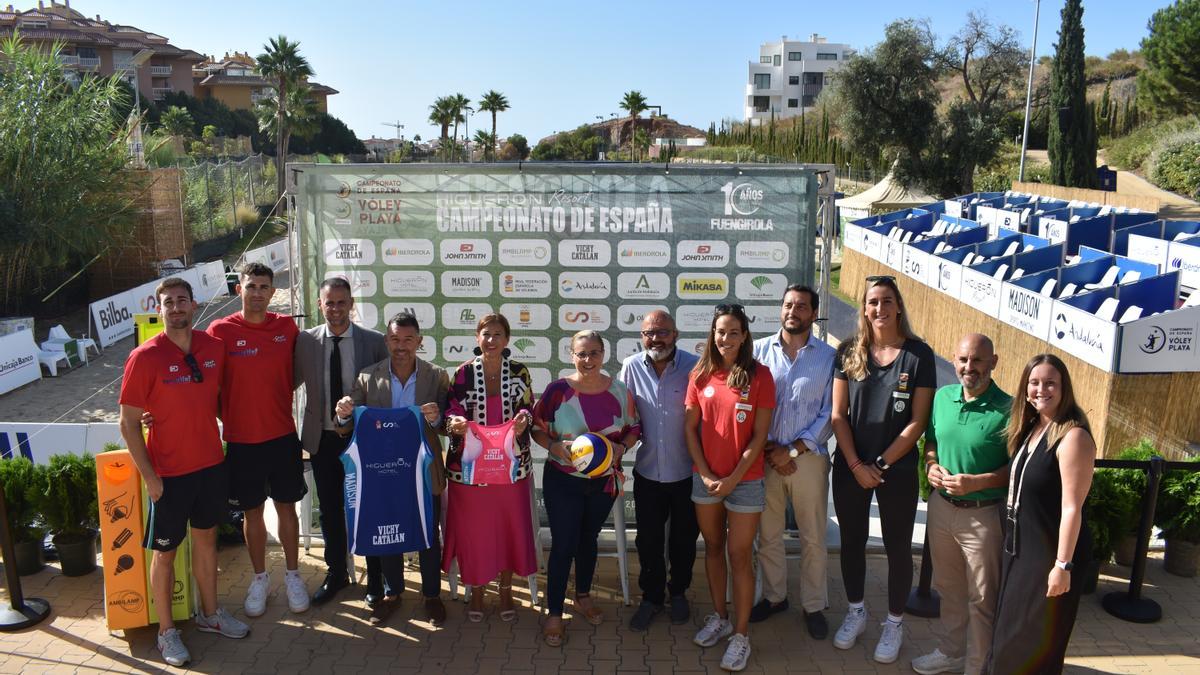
[
  {"x1": 428, "y1": 96, "x2": 455, "y2": 161},
  {"x1": 620, "y1": 90, "x2": 649, "y2": 161},
  {"x1": 477, "y1": 90, "x2": 510, "y2": 162},
  {"x1": 256, "y1": 35, "x2": 312, "y2": 206},
  {"x1": 160, "y1": 106, "x2": 194, "y2": 139},
  {"x1": 255, "y1": 85, "x2": 320, "y2": 157},
  {"x1": 472, "y1": 130, "x2": 496, "y2": 162},
  {"x1": 449, "y1": 93, "x2": 471, "y2": 147}
]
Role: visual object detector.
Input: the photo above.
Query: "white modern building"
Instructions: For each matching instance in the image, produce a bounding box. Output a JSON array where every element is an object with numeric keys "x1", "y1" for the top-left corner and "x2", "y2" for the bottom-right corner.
[{"x1": 744, "y1": 34, "x2": 854, "y2": 125}]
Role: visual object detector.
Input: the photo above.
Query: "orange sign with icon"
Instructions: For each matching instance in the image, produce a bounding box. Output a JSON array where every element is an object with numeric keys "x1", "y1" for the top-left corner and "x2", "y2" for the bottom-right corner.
[{"x1": 96, "y1": 450, "x2": 149, "y2": 630}]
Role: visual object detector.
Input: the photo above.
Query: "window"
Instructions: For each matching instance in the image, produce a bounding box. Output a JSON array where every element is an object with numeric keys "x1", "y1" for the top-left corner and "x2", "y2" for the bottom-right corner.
[
  {"x1": 760, "y1": 56, "x2": 772, "y2": 64},
  {"x1": 77, "y1": 47, "x2": 97, "y2": 58},
  {"x1": 803, "y1": 72, "x2": 823, "y2": 85},
  {"x1": 802, "y1": 95, "x2": 816, "y2": 107},
  {"x1": 788, "y1": 75, "x2": 799, "y2": 85},
  {"x1": 753, "y1": 96, "x2": 769, "y2": 113},
  {"x1": 753, "y1": 73, "x2": 771, "y2": 90},
  {"x1": 787, "y1": 99, "x2": 799, "y2": 108},
  {"x1": 774, "y1": 54, "x2": 781, "y2": 66},
  {"x1": 816, "y1": 52, "x2": 838, "y2": 61},
  {"x1": 19, "y1": 19, "x2": 48, "y2": 29},
  {"x1": 788, "y1": 51, "x2": 803, "y2": 61}
]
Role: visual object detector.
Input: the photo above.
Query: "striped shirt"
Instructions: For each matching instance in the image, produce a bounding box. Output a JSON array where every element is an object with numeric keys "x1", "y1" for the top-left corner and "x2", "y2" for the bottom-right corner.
[{"x1": 752, "y1": 330, "x2": 836, "y2": 455}]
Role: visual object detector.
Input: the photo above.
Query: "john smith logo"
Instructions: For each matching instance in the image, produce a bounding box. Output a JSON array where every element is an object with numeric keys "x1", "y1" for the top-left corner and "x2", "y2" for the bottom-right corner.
[
  {"x1": 1140, "y1": 326, "x2": 1166, "y2": 354},
  {"x1": 721, "y1": 182, "x2": 764, "y2": 216},
  {"x1": 697, "y1": 245, "x2": 711, "y2": 254},
  {"x1": 460, "y1": 243, "x2": 474, "y2": 252}
]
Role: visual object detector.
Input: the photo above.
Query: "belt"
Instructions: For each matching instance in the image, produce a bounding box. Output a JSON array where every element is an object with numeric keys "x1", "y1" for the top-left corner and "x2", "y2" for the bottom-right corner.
[{"x1": 943, "y1": 495, "x2": 1003, "y2": 509}]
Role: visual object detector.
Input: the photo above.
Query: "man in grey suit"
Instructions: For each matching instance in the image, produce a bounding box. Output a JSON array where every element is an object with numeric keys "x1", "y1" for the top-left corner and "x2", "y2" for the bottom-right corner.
[
  {"x1": 334, "y1": 311, "x2": 450, "y2": 626},
  {"x1": 295, "y1": 277, "x2": 388, "y2": 605}
]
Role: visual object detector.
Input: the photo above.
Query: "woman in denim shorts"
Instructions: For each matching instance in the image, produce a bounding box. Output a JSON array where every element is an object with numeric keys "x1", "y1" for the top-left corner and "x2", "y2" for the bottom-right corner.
[{"x1": 683, "y1": 304, "x2": 776, "y2": 672}]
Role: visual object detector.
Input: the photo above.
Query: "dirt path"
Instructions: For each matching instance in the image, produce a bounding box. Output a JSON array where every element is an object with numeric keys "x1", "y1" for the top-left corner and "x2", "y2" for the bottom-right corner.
[{"x1": 1024, "y1": 148, "x2": 1200, "y2": 219}]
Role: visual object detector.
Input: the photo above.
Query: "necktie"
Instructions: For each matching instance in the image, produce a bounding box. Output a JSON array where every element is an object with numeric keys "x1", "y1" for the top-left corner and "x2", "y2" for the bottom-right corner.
[{"x1": 330, "y1": 335, "x2": 343, "y2": 420}]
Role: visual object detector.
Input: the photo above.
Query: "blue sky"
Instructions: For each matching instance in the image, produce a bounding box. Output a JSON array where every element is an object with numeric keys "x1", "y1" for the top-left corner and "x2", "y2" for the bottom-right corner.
[{"x1": 73, "y1": 0, "x2": 1165, "y2": 143}]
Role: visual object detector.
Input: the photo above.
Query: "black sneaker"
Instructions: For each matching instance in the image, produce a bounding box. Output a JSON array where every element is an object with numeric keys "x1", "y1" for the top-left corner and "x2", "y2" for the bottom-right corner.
[
  {"x1": 804, "y1": 610, "x2": 829, "y2": 640},
  {"x1": 669, "y1": 595, "x2": 690, "y2": 625},
  {"x1": 628, "y1": 601, "x2": 663, "y2": 632},
  {"x1": 748, "y1": 597, "x2": 789, "y2": 623}
]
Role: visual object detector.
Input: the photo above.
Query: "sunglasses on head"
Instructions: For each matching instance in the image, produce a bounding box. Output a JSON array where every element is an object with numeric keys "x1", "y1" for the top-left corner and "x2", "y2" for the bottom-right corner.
[
  {"x1": 713, "y1": 303, "x2": 746, "y2": 316},
  {"x1": 183, "y1": 353, "x2": 203, "y2": 383},
  {"x1": 866, "y1": 275, "x2": 896, "y2": 284}
]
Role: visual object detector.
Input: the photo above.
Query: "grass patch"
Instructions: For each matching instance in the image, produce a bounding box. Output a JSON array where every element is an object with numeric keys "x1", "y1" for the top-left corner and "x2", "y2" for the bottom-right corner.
[
  {"x1": 1105, "y1": 117, "x2": 1200, "y2": 173},
  {"x1": 222, "y1": 219, "x2": 287, "y2": 267},
  {"x1": 829, "y1": 263, "x2": 854, "y2": 306}
]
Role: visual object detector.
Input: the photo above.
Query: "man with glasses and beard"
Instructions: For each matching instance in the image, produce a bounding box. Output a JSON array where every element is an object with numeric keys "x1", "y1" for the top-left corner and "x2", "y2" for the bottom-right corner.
[
  {"x1": 120, "y1": 277, "x2": 249, "y2": 667},
  {"x1": 749, "y1": 284, "x2": 837, "y2": 640},
  {"x1": 618, "y1": 310, "x2": 700, "y2": 631}
]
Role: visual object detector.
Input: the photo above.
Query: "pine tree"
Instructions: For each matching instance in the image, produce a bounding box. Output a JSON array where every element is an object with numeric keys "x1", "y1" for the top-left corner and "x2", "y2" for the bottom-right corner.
[{"x1": 1047, "y1": 0, "x2": 1098, "y2": 188}]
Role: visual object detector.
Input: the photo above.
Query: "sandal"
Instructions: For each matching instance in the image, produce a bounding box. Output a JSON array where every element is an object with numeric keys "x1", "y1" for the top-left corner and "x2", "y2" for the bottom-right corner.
[
  {"x1": 574, "y1": 593, "x2": 604, "y2": 626},
  {"x1": 498, "y1": 584, "x2": 517, "y2": 623},
  {"x1": 542, "y1": 615, "x2": 565, "y2": 646},
  {"x1": 467, "y1": 588, "x2": 485, "y2": 623}
]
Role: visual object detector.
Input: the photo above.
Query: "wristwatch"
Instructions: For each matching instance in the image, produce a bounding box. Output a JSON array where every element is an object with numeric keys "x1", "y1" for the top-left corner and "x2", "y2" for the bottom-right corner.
[
  {"x1": 788, "y1": 441, "x2": 804, "y2": 458},
  {"x1": 1054, "y1": 559, "x2": 1074, "y2": 571},
  {"x1": 873, "y1": 455, "x2": 891, "y2": 471}
]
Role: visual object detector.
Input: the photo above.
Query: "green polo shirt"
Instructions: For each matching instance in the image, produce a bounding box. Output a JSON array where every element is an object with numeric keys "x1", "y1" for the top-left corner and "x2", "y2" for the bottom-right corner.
[{"x1": 926, "y1": 380, "x2": 1013, "y2": 501}]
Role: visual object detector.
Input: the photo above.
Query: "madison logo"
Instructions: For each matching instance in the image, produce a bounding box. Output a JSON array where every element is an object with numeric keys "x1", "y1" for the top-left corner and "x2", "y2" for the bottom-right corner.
[
  {"x1": 721, "y1": 182, "x2": 764, "y2": 216},
  {"x1": 1006, "y1": 289, "x2": 1041, "y2": 319}
]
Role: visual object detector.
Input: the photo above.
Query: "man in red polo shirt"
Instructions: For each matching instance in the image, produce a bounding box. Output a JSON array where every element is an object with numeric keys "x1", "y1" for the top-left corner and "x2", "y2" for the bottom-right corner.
[
  {"x1": 120, "y1": 277, "x2": 249, "y2": 668},
  {"x1": 207, "y1": 262, "x2": 307, "y2": 617}
]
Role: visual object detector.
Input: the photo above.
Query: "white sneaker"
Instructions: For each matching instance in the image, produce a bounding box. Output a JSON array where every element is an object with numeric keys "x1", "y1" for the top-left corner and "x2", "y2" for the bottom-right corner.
[
  {"x1": 195, "y1": 607, "x2": 250, "y2": 639},
  {"x1": 693, "y1": 612, "x2": 733, "y2": 647},
  {"x1": 912, "y1": 648, "x2": 965, "y2": 674},
  {"x1": 156, "y1": 628, "x2": 190, "y2": 666},
  {"x1": 720, "y1": 633, "x2": 752, "y2": 672},
  {"x1": 285, "y1": 572, "x2": 310, "y2": 613},
  {"x1": 874, "y1": 620, "x2": 904, "y2": 664},
  {"x1": 833, "y1": 606, "x2": 867, "y2": 649},
  {"x1": 244, "y1": 572, "x2": 269, "y2": 617}
]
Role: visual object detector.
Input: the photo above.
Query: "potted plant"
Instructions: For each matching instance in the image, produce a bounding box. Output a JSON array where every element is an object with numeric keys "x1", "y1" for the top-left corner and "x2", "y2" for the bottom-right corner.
[
  {"x1": 1110, "y1": 442, "x2": 1157, "y2": 566},
  {"x1": 0, "y1": 458, "x2": 49, "y2": 575},
  {"x1": 35, "y1": 453, "x2": 99, "y2": 576},
  {"x1": 1155, "y1": 458, "x2": 1200, "y2": 577},
  {"x1": 1082, "y1": 469, "x2": 1126, "y2": 593}
]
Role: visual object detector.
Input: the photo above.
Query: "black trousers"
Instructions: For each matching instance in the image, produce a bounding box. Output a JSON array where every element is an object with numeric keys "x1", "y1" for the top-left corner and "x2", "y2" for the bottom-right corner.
[
  {"x1": 543, "y1": 467, "x2": 616, "y2": 615},
  {"x1": 379, "y1": 497, "x2": 442, "y2": 598},
  {"x1": 633, "y1": 470, "x2": 698, "y2": 605},
  {"x1": 831, "y1": 456, "x2": 919, "y2": 615},
  {"x1": 313, "y1": 430, "x2": 384, "y2": 590}
]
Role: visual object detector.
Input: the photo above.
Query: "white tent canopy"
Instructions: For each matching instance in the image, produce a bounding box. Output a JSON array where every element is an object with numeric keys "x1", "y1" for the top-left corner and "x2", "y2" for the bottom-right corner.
[{"x1": 838, "y1": 168, "x2": 938, "y2": 220}]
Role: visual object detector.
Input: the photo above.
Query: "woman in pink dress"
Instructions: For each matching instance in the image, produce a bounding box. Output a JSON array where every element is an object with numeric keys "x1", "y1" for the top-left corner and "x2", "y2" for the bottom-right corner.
[{"x1": 443, "y1": 313, "x2": 538, "y2": 623}]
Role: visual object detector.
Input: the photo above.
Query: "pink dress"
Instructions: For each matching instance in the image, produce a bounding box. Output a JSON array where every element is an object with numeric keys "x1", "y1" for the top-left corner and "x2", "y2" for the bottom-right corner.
[{"x1": 442, "y1": 394, "x2": 539, "y2": 585}]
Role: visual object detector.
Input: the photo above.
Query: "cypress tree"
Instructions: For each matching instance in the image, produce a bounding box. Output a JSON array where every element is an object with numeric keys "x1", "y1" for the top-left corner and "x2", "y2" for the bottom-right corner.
[{"x1": 1047, "y1": 0, "x2": 1098, "y2": 188}]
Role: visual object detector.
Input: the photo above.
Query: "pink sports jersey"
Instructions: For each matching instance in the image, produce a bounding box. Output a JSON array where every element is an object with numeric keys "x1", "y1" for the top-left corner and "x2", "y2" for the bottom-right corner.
[{"x1": 460, "y1": 419, "x2": 519, "y2": 485}]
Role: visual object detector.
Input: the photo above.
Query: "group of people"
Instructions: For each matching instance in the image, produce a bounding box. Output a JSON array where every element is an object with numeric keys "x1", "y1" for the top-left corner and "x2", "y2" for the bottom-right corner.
[{"x1": 119, "y1": 266, "x2": 1094, "y2": 674}]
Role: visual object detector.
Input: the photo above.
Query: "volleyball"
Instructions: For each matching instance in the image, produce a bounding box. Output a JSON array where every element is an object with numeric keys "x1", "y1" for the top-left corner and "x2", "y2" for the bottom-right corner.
[{"x1": 569, "y1": 433, "x2": 615, "y2": 478}]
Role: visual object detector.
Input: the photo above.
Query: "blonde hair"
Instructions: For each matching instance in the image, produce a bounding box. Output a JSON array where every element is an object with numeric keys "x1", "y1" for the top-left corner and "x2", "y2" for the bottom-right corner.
[
  {"x1": 1006, "y1": 353, "x2": 1091, "y2": 456},
  {"x1": 570, "y1": 330, "x2": 604, "y2": 351},
  {"x1": 839, "y1": 277, "x2": 920, "y2": 381}
]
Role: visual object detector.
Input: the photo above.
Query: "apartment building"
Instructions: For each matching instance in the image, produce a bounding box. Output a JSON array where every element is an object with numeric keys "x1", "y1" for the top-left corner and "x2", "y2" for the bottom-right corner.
[
  {"x1": 0, "y1": 1, "x2": 204, "y2": 101},
  {"x1": 193, "y1": 51, "x2": 338, "y2": 113},
  {"x1": 744, "y1": 33, "x2": 854, "y2": 126}
]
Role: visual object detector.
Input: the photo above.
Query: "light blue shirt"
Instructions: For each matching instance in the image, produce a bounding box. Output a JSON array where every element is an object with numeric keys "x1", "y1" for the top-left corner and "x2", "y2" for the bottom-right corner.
[
  {"x1": 618, "y1": 347, "x2": 699, "y2": 483},
  {"x1": 752, "y1": 330, "x2": 836, "y2": 456},
  {"x1": 390, "y1": 368, "x2": 417, "y2": 409}
]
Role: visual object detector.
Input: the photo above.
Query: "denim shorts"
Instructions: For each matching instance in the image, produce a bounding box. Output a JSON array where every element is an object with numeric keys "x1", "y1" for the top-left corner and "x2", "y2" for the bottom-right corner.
[{"x1": 690, "y1": 473, "x2": 766, "y2": 513}]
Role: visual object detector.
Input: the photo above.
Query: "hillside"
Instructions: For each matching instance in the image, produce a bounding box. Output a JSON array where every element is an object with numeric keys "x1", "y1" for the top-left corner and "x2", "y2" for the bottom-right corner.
[{"x1": 537, "y1": 115, "x2": 705, "y2": 148}]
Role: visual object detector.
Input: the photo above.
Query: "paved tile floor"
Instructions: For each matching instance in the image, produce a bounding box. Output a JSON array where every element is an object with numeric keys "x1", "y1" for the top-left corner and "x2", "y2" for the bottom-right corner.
[{"x1": 2, "y1": 545, "x2": 1197, "y2": 673}]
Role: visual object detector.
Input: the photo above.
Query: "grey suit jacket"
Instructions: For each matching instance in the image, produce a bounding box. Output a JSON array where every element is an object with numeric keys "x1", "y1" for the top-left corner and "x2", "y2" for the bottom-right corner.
[
  {"x1": 294, "y1": 323, "x2": 387, "y2": 456},
  {"x1": 338, "y1": 357, "x2": 451, "y2": 495}
]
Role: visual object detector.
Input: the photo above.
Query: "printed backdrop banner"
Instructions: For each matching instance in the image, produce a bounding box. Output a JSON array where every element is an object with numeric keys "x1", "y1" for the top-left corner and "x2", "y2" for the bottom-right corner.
[{"x1": 294, "y1": 164, "x2": 819, "y2": 379}]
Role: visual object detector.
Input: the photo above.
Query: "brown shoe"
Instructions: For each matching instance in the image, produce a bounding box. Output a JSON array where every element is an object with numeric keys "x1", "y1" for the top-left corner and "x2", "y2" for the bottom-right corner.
[
  {"x1": 369, "y1": 595, "x2": 399, "y2": 626},
  {"x1": 425, "y1": 597, "x2": 447, "y2": 626}
]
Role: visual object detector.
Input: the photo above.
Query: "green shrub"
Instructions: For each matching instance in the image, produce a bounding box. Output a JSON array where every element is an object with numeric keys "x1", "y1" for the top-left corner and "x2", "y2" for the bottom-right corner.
[
  {"x1": 0, "y1": 458, "x2": 48, "y2": 542},
  {"x1": 1086, "y1": 440, "x2": 1158, "y2": 561},
  {"x1": 1105, "y1": 117, "x2": 1198, "y2": 172},
  {"x1": 36, "y1": 453, "x2": 98, "y2": 542},
  {"x1": 1156, "y1": 456, "x2": 1200, "y2": 543},
  {"x1": 1148, "y1": 129, "x2": 1200, "y2": 197}
]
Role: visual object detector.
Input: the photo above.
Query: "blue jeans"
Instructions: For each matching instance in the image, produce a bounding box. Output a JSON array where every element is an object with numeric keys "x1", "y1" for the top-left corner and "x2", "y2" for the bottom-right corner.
[{"x1": 543, "y1": 467, "x2": 616, "y2": 616}]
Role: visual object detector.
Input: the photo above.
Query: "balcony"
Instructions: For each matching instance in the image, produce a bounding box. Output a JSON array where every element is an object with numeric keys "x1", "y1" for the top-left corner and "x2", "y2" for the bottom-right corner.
[
  {"x1": 150, "y1": 65, "x2": 172, "y2": 76},
  {"x1": 250, "y1": 91, "x2": 273, "y2": 104},
  {"x1": 58, "y1": 54, "x2": 80, "y2": 66},
  {"x1": 152, "y1": 87, "x2": 173, "y2": 100},
  {"x1": 78, "y1": 57, "x2": 100, "y2": 70},
  {"x1": 745, "y1": 83, "x2": 782, "y2": 97}
]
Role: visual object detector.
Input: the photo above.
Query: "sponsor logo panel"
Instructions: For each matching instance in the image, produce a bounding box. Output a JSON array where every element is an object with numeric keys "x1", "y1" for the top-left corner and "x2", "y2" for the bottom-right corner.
[
  {"x1": 744, "y1": 305, "x2": 781, "y2": 334},
  {"x1": 440, "y1": 303, "x2": 493, "y2": 330},
  {"x1": 676, "y1": 305, "x2": 717, "y2": 332},
  {"x1": 498, "y1": 271, "x2": 552, "y2": 298},
  {"x1": 442, "y1": 335, "x2": 478, "y2": 360},
  {"x1": 557, "y1": 240, "x2": 612, "y2": 267},
  {"x1": 353, "y1": 302, "x2": 378, "y2": 329},
  {"x1": 616, "y1": 338, "x2": 643, "y2": 362},
  {"x1": 383, "y1": 302, "x2": 437, "y2": 329},
  {"x1": 508, "y1": 336, "x2": 552, "y2": 362},
  {"x1": 676, "y1": 240, "x2": 730, "y2": 267},
  {"x1": 439, "y1": 239, "x2": 493, "y2": 265},
  {"x1": 440, "y1": 271, "x2": 493, "y2": 298},
  {"x1": 616, "y1": 304, "x2": 670, "y2": 331},
  {"x1": 381, "y1": 270, "x2": 433, "y2": 297},
  {"x1": 677, "y1": 337, "x2": 707, "y2": 358},
  {"x1": 617, "y1": 273, "x2": 670, "y2": 300},
  {"x1": 529, "y1": 368, "x2": 552, "y2": 393},
  {"x1": 676, "y1": 274, "x2": 729, "y2": 299},
  {"x1": 558, "y1": 272, "x2": 611, "y2": 299},
  {"x1": 734, "y1": 273, "x2": 788, "y2": 300},
  {"x1": 380, "y1": 238, "x2": 434, "y2": 266},
  {"x1": 415, "y1": 339, "x2": 436, "y2": 362},
  {"x1": 323, "y1": 238, "x2": 376, "y2": 265},
  {"x1": 735, "y1": 241, "x2": 789, "y2": 269},
  {"x1": 498, "y1": 303, "x2": 552, "y2": 331},
  {"x1": 558, "y1": 304, "x2": 612, "y2": 331},
  {"x1": 326, "y1": 269, "x2": 378, "y2": 297},
  {"x1": 498, "y1": 239, "x2": 552, "y2": 266},
  {"x1": 616, "y1": 240, "x2": 671, "y2": 267}
]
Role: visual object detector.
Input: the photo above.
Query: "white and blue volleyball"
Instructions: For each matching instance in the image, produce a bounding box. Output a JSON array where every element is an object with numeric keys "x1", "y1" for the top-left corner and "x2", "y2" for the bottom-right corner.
[{"x1": 569, "y1": 433, "x2": 614, "y2": 478}]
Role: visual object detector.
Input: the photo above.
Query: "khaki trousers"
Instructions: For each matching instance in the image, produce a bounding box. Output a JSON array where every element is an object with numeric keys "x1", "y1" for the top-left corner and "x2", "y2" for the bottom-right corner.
[
  {"x1": 758, "y1": 450, "x2": 830, "y2": 612},
  {"x1": 928, "y1": 491, "x2": 1004, "y2": 675}
]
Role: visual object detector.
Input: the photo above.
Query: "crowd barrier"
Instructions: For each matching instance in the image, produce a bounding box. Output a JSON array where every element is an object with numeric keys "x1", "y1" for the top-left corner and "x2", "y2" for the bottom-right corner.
[{"x1": 88, "y1": 261, "x2": 228, "y2": 349}]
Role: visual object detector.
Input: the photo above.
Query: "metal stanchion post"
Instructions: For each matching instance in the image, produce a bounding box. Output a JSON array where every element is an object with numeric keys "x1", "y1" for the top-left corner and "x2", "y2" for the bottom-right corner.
[
  {"x1": 0, "y1": 487, "x2": 51, "y2": 630},
  {"x1": 905, "y1": 533, "x2": 940, "y2": 617},
  {"x1": 1102, "y1": 456, "x2": 1164, "y2": 623}
]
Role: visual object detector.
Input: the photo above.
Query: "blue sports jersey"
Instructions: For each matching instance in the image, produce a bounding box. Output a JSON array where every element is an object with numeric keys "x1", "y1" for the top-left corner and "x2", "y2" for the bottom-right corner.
[{"x1": 341, "y1": 405, "x2": 434, "y2": 556}]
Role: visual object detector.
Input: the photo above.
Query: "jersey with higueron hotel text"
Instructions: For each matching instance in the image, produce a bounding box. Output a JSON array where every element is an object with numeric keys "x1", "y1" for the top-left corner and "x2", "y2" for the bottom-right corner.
[{"x1": 341, "y1": 406, "x2": 434, "y2": 556}]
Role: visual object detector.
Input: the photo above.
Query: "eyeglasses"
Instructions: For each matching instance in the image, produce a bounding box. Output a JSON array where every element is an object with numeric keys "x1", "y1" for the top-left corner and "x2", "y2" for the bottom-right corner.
[
  {"x1": 713, "y1": 303, "x2": 745, "y2": 316},
  {"x1": 573, "y1": 350, "x2": 603, "y2": 360},
  {"x1": 640, "y1": 329, "x2": 673, "y2": 339},
  {"x1": 183, "y1": 353, "x2": 204, "y2": 383},
  {"x1": 866, "y1": 275, "x2": 896, "y2": 284}
]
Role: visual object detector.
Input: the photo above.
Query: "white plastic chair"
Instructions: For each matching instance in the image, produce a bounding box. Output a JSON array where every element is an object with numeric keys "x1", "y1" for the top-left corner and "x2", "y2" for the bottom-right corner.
[
  {"x1": 1173, "y1": 232, "x2": 1194, "y2": 241},
  {"x1": 1011, "y1": 268, "x2": 1025, "y2": 280},
  {"x1": 1058, "y1": 283, "x2": 1078, "y2": 298},
  {"x1": 933, "y1": 242, "x2": 949, "y2": 254},
  {"x1": 38, "y1": 350, "x2": 69, "y2": 377},
  {"x1": 1039, "y1": 279, "x2": 1057, "y2": 296},
  {"x1": 1084, "y1": 266, "x2": 1120, "y2": 290},
  {"x1": 902, "y1": 230, "x2": 915, "y2": 243},
  {"x1": 1096, "y1": 297, "x2": 1120, "y2": 322},
  {"x1": 962, "y1": 252, "x2": 977, "y2": 266},
  {"x1": 1118, "y1": 306, "x2": 1143, "y2": 323},
  {"x1": 1120, "y1": 270, "x2": 1142, "y2": 284},
  {"x1": 1002, "y1": 241, "x2": 1019, "y2": 257},
  {"x1": 1182, "y1": 291, "x2": 1200, "y2": 307},
  {"x1": 48, "y1": 324, "x2": 98, "y2": 358},
  {"x1": 992, "y1": 264, "x2": 1010, "y2": 280},
  {"x1": 1024, "y1": 244, "x2": 1035, "y2": 252}
]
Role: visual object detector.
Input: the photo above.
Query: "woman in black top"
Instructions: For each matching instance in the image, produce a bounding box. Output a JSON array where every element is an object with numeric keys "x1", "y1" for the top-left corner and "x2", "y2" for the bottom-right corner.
[
  {"x1": 985, "y1": 354, "x2": 1093, "y2": 674},
  {"x1": 830, "y1": 276, "x2": 935, "y2": 664}
]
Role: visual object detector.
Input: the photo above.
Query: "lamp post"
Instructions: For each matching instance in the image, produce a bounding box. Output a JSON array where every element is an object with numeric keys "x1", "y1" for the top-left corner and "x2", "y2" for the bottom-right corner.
[{"x1": 1018, "y1": 0, "x2": 1042, "y2": 182}]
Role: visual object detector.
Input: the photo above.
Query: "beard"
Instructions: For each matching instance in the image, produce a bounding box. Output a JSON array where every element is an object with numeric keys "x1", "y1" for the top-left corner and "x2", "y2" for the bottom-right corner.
[
  {"x1": 645, "y1": 346, "x2": 674, "y2": 362},
  {"x1": 783, "y1": 320, "x2": 811, "y2": 335}
]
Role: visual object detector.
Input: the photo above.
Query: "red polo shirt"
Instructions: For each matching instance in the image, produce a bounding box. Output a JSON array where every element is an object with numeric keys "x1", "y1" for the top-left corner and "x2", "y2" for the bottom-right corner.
[
  {"x1": 119, "y1": 331, "x2": 225, "y2": 477},
  {"x1": 686, "y1": 364, "x2": 776, "y2": 482},
  {"x1": 206, "y1": 311, "x2": 299, "y2": 444}
]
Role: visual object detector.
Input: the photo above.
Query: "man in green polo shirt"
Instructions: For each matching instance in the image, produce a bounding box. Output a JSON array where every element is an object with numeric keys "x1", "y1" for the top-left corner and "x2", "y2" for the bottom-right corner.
[{"x1": 912, "y1": 334, "x2": 1012, "y2": 675}]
